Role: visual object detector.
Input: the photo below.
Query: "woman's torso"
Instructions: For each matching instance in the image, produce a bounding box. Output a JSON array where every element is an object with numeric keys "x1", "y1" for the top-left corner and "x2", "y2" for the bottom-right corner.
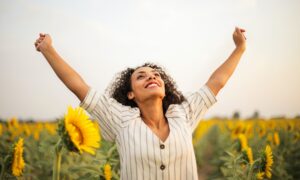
[{"x1": 114, "y1": 105, "x2": 199, "y2": 180}]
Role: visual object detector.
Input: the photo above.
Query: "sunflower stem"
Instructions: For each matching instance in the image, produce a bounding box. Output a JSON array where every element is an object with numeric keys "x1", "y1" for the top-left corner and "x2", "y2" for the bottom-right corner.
[
  {"x1": 0, "y1": 155, "x2": 9, "y2": 180},
  {"x1": 53, "y1": 139, "x2": 63, "y2": 180},
  {"x1": 247, "y1": 159, "x2": 260, "y2": 180},
  {"x1": 0, "y1": 161, "x2": 5, "y2": 180},
  {"x1": 107, "y1": 144, "x2": 117, "y2": 158},
  {"x1": 247, "y1": 163, "x2": 254, "y2": 180}
]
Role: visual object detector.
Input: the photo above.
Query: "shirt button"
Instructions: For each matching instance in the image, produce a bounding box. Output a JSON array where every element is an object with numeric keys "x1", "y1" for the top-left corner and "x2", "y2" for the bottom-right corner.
[
  {"x1": 160, "y1": 144, "x2": 165, "y2": 149},
  {"x1": 160, "y1": 164, "x2": 165, "y2": 170}
]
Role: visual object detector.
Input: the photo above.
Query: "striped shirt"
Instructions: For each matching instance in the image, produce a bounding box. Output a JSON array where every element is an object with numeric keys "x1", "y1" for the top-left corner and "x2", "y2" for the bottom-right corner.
[{"x1": 79, "y1": 84, "x2": 217, "y2": 180}]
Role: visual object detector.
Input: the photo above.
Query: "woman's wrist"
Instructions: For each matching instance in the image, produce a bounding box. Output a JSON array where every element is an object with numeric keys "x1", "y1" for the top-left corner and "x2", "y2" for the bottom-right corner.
[
  {"x1": 41, "y1": 45, "x2": 55, "y2": 55},
  {"x1": 235, "y1": 44, "x2": 246, "y2": 53}
]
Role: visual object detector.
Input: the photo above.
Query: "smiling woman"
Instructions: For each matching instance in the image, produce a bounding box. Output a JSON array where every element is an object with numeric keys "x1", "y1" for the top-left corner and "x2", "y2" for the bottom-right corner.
[
  {"x1": 34, "y1": 26, "x2": 246, "y2": 179},
  {"x1": 107, "y1": 63, "x2": 186, "y2": 114},
  {"x1": 79, "y1": 69, "x2": 217, "y2": 180}
]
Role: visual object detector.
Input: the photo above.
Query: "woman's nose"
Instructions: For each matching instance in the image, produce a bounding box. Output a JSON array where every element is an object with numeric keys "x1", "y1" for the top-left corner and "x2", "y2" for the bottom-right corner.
[{"x1": 148, "y1": 74, "x2": 156, "y2": 80}]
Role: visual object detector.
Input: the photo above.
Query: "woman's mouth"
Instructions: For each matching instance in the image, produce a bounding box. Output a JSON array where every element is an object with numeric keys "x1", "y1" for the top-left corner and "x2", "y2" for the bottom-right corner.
[
  {"x1": 145, "y1": 81, "x2": 159, "y2": 88},
  {"x1": 146, "y1": 83, "x2": 159, "y2": 88}
]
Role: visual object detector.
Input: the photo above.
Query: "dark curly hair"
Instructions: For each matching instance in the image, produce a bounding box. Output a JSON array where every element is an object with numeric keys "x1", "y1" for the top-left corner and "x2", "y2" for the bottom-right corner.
[{"x1": 105, "y1": 62, "x2": 186, "y2": 114}]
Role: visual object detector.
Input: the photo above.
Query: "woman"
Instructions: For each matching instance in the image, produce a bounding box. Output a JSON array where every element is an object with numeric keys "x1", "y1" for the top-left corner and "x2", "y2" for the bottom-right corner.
[{"x1": 34, "y1": 27, "x2": 246, "y2": 180}]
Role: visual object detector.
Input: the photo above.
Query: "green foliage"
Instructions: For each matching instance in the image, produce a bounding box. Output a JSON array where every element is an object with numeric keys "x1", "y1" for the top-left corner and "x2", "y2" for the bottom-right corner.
[
  {"x1": 0, "y1": 121, "x2": 120, "y2": 180},
  {"x1": 194, "y1": 120, "x2": 300, "y2": 180}
]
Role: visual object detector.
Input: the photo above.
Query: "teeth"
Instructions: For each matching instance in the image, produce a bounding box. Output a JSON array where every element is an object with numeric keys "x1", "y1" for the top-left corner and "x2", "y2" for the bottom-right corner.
[{"x1": 147, "y1": 83, "x2": 158, "y2": 88}]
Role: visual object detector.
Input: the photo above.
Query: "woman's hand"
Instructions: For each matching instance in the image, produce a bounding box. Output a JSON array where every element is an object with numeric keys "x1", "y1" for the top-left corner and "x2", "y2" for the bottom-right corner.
[
  {"x1": 34, "y1": 33, "x2": 52, "y2": 53},
  {"x1": 233, "y1": 27, "x2": 246, "y2": 51}
]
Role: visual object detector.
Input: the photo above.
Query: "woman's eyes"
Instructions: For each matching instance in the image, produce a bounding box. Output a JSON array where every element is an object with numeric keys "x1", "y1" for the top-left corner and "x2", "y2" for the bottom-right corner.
[
  {"x1": 137, "y1": 75, "x2": 144, "y2": 79},
  {"x1": 137, "y1": 73, "x2": 160, "y2": 80}
]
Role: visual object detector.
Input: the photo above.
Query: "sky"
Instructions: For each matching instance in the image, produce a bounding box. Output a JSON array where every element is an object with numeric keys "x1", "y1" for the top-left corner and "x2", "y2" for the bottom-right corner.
[{"x1": 0, "y1": 0, "x2": 299, "y2": 121}]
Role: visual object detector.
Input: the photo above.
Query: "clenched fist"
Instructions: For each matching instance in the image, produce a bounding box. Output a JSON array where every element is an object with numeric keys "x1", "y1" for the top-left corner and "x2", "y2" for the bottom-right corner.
[
  {"x1": 34, "y1": 33, "x2": 52, "y2": 52},
  {"x1": 233, "y1": 27, "x2": 246, "y2": 51}
]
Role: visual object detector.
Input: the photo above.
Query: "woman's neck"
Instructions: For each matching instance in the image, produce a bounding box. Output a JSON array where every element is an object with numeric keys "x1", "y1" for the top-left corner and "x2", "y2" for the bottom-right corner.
[{"x1": 138, "y1": 99, "x2": 167, "y2": 130}]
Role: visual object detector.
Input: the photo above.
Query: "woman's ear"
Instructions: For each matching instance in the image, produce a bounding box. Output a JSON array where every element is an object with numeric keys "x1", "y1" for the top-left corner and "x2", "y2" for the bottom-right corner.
[{"x1": 127, "y1": 91, "x2": 135, "y2": 100}]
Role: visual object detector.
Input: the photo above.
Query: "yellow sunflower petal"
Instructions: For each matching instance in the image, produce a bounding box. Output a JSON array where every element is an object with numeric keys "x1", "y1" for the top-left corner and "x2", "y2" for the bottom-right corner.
[
  {"x1": 238, "y1": 134, "x2": 248, "y2": 150},
  {"x1": 12, "y1": 138, "x2": 25, "y2": 176},
  {"x1": 264, "y1": 145, "x2": 273, "y2": 178},
  {"x1": 246, "y1": 147, "x2": 254, "y2": 165},
  {"x1": 256, "y1": 172, "x2": 265, "y2": 180},
  {"x1": 104, "y1": 163, "x2": 112, "y2": 180}
]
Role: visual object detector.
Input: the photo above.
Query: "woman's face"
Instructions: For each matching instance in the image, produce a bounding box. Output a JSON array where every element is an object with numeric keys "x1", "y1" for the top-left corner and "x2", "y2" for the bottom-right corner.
[{"x1": 127, "y1": 66, "x2": 165, "y2": 103}]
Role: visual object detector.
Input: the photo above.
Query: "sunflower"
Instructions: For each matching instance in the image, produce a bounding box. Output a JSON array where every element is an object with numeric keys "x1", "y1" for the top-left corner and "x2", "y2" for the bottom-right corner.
[
  {"x1": 287, "y1": 121, "x2": 294, "y2": 131},
  {"x1": 258, "y1": 122, "x2": 266, "y2": 137},
  {"x1": 0, "y1": 123, "x2": 2, "y2": 136},
  {"x1": 231, "y1": 122, "x2": 244, "y2": 139},
  {"x1": 103, "y1": 163, "x2": 112, "y2": 180},
  {"x1": 264, "y1": 145, "x2": 273, "y2": 178},
  {"x1": 267, "y1": 133, "x2": 273, "y2": 143},
  {"x1": 11, "y1": 138, "x2": 25, "y2": 176},
  {"x1": 8, "y1": 117, "x2": 19, "y2": 129},
  {"x1": 246, "y1": 147, "x2": 254, "y2": 165},
  {"x1": 273, "y1": 132, "x2": 280, "y2": 146},
  {"x1": 242, "y1": 147, "x2": 253, "y2": 165},
  {"x1": 63, "y1": 106, "x2": 100, "y2": 155},
  {"x1": 33, "y1": 130, "x2": 40, "y2": 141},
  {"x1": 259, "y1": 145, "x2": 273, "y2": 179},
  {"x1": 238, "y1": 134, "x2": 248, "y2": 151},
  {"x1": 256, "y1": 172, "x2": 265, "y2": 180},
  {"x1": 245, "y1": 123, "x2": 253, "y2": 139}
]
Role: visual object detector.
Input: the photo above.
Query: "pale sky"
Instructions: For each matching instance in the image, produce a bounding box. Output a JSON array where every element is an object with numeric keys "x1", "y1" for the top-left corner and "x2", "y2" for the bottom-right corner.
[{"x1": 0, "y1": 0, "x2": 299, "y2": 121}]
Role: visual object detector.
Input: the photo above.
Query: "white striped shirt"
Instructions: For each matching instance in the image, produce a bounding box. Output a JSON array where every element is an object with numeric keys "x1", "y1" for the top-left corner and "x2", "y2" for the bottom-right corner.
[{"x1": 79, "y1": 84, "x2": 217, "y2": 180}]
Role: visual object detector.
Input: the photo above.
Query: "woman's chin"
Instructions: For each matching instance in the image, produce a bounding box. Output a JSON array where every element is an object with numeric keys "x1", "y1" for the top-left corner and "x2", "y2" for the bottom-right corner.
[{"x1": 146, "y1": 92, "x2": 165, "y2": 99}]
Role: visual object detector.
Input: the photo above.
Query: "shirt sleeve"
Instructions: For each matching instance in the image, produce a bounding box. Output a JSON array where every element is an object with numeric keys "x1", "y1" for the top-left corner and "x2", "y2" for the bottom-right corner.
[
  {"x1": 79, "y1": 87, "x2": 120, "y2": 142},
  {"x1": 182, "y1": 84, "x2": 218, "y2": 132}
]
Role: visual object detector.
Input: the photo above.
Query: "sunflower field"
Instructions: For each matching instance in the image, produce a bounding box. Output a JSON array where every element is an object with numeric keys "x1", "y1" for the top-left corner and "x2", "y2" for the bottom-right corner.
[
  {"x1": 0, "y1": 107, "x2": 299, "y2": 180},
  {"x1": 193, "y1": 118, "x2": 300, "y2": 180}
]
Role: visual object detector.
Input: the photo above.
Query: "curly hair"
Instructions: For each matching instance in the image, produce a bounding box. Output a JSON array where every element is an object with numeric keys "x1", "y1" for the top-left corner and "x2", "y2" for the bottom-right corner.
[{"x1": 105, "y1": 62, "x2": 186, "y2": 114}]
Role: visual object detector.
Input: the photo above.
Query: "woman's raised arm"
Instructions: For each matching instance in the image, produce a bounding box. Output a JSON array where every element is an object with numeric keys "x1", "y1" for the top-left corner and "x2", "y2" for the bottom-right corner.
[
  {"x1": 34, "y1": 33, "x2": 89, "y2": 102},
  {"x1": 205, "y1": 27, "x2": 247, "y2": 97}
]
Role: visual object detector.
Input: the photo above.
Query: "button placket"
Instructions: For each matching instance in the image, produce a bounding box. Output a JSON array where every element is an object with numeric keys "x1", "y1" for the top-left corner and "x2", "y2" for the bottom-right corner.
[{"x1": 159, "y1": 142, "x2": 167, "y2": 171}]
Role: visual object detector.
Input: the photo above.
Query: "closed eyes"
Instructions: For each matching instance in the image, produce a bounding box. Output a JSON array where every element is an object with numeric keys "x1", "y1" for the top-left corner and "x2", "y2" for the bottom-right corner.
[{"x1": 137, "y1": 75, "x2": 145, "y2": 79}]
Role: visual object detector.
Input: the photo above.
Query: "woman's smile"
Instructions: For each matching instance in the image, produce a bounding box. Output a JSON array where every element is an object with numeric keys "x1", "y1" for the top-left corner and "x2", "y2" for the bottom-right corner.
[
  {"x1": 146, "y1": 83, "x2": 159, "y2": 88},
  {"x1": 145, "y1": 81, "x2": 160, "y2": 89}
]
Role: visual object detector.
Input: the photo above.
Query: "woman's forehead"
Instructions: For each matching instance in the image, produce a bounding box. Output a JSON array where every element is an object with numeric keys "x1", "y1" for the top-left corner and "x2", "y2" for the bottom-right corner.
[{"x1": 133, "y1": 66, "x2": 158, "y2": 74}]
